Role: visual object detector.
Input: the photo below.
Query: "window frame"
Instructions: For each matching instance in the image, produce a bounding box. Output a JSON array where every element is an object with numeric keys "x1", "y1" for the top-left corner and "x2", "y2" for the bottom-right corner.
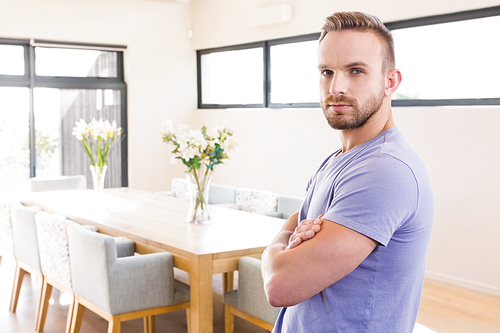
[
  {"x1": 197, "y1": 33, "x2": 320, "y2": 109},
  {"x1": 0, "y1": 38, "x2": 128, "y2": 186}
]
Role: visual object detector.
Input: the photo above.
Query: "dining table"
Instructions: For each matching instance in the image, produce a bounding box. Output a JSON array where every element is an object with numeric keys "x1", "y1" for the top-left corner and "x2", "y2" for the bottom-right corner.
[{"x1": 20, "y1": 187, "x2": 285, "y2": 333}]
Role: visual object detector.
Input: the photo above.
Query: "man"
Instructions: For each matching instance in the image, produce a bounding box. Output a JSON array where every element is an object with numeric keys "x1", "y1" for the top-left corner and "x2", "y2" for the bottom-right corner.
[{"x1": 261, "y1": 11, "x2": 434, "y2": 332}]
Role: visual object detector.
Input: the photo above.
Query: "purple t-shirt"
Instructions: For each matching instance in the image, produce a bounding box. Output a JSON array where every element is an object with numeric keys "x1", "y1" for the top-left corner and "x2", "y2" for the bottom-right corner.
[{"x1": 273, "y1": 127, "x2": 434, "y2": 333}]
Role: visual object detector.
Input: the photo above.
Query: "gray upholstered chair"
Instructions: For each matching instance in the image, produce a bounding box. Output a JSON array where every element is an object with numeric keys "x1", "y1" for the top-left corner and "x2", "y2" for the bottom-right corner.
[
  {"x1": 66, "y1": 223, "x2": 190, "y2": 333},
  {"x1": 9, "y1": 203, "x2": 43, "y2": 322},
  {"x1": 224, "y1": 257, "x2": 281, "y2": 333},
  {"x1": 208, "y1": 183, "x2": 237, "y2": 205},
  {"x1": 29, "y1": 175, "x2": 87, "y2": 192},
  {"x1": 34, "y1": 211, "x2": 136, "y2": 333},
  {"x1": 277, "y1": 195, "x2": 304, "y2": 220},
  {"x1": 0, "y1": 202, "x2": 16, "y2": 268}
]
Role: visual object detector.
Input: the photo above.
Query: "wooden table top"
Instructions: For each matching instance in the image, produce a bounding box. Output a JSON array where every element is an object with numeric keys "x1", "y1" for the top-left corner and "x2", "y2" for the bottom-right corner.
[{"x1": 21, "y1": 187, "x2": 284, "y2": 257}]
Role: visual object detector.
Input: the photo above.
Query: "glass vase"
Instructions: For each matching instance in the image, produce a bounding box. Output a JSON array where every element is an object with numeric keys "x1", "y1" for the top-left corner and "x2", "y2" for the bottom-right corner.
[
  {"x1": 90, "y1": 165, "x2": 107, "y2": 194},
  {"x1": 186, "y1": 169, "x2": 212, "y2": 223}
]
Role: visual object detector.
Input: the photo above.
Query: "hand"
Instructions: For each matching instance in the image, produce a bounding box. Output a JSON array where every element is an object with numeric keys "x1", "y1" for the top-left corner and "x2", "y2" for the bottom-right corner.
[{"x1": 285, "y1": 215, "x2": 324, "y2": 250}]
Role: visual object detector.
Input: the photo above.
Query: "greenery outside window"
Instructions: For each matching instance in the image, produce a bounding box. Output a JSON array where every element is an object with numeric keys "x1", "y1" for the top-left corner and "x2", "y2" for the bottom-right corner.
[{"x1": 0, "y1": 38, "x2": 127, "y2": 193}]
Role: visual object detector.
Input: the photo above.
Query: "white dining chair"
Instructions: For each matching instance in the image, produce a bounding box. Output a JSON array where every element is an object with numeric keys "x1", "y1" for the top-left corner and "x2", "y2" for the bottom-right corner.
[
  {"x1": 29, "y1": 175, "x2": 87, "y2": 192},
  {"x1": 9, "y1": 203, "x2": 43, "y2": 327},
  {"x1": 0, "y1": 202, "x2": 16, "y2": 268}
]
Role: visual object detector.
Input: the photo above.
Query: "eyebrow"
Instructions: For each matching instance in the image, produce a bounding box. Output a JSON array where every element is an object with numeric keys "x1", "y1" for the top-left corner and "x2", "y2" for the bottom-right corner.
[
  {"x1": 318, "y1": 61, "x2": 371, "y2": 70},
  {"x1": 345, "y1": 61, "x2": 370, "y2": 69}
]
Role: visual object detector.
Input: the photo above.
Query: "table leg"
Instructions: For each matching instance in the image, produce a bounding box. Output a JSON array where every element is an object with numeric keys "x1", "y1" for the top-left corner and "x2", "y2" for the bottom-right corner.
[{"x1": 189, "y1": 254, "x2": 213, "y2": 333}]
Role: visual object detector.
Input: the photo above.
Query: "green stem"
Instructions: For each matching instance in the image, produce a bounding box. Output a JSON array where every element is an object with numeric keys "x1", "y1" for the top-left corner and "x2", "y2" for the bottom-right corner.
[{"x1": 190, "y1": 166, "x2": 211, "y2": 222}]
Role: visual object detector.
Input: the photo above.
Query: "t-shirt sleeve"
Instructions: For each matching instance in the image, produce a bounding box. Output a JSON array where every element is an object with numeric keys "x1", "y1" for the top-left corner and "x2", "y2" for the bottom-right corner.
[{"x1": 322, "y1": 154, "x2": 418, "y2": 246}]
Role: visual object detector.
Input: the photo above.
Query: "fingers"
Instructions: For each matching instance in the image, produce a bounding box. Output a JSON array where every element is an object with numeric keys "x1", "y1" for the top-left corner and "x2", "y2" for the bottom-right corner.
[{"x1": 285, "y1": 216, "x2": 323, "y2": 250}]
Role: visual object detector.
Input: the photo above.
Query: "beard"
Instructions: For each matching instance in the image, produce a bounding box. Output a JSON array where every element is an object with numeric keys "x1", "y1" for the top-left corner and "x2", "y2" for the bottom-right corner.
[{"x1": 321, "y1": 87, "x2": 385, "y2": 130}]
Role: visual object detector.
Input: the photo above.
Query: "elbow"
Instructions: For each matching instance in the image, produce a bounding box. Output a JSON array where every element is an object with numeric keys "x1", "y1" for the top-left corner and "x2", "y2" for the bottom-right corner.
[{"x1": 264, "y1": 278, "x2": 299, "y2": 308}]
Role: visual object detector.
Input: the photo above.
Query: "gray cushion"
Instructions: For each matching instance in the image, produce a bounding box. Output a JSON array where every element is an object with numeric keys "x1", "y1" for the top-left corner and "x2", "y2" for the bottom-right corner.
[
  {"x1": 225, "y1": 256, "x2": 281, "y2": 325},
  {"x1": 277, "y1": 195, "x2": 303, "y2": 220},
  {"x1": 67, "y1": 223, "x2": 189, "y2": 315},
  {"x1": 208, "y1": 183, "x2": 237, "y2": 205}
]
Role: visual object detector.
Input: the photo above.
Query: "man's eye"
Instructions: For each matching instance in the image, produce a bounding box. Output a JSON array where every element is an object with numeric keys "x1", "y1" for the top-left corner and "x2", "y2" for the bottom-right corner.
[
  {"x1": 322, "y1": 70, "x2": 333, "y2": 76},
  {"x1": 351, "y1": 69, "x2": 363, "y2": 74}
]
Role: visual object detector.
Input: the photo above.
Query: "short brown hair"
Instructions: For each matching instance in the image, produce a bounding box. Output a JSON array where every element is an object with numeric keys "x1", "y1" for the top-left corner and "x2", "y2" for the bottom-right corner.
[{"x1": 320, "y1": 11, "x2": 395, "y2": 72}]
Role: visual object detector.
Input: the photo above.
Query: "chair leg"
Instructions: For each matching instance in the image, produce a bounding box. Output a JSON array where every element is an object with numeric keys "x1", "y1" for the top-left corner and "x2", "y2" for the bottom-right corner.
[
  {"x1": 64, "y1": 294, "x2": 77, "y2": 333},
  {"x1": 9, "y1": 262, "x2": 27, "y2": 313},
  {"x1": 107, "y1": 317, "x2": 121, "y2": 333},
  {"x1": 186, "y1": 308, "x2": 191, "y2": 333},
  {"x1": 70, "y1": 298, "x2": 85, "y2": 333},
  {"x1": 143, "y1": 316, "x2": 155, "y2": 333},
  {"x1": 35, "y1": 279, "x2": 52, "y2": 332},
  {"x1": 223, "y1": 272, "x2": 234, "y2": 292},
  {"x1": 224, "y1": 304, "x2": 235, "y2": 333}
]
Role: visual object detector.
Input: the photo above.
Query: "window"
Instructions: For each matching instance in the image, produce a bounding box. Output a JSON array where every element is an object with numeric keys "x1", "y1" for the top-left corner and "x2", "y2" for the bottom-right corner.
[
  {"x1": 198, "y1": 6, "x2": 500, "y2": 109},
  {"x1": 387, "y1": 5, "x2": 500, "y2": 106},
  {"x1": 199, "y1": 44, "x2": 264, "y2": 107},
  {"x1": 0, "y1": 39, "x2": 127, "y2": 193},
  {"x1": 197, "y1": 33, "x2": 320, "y2": 109}
]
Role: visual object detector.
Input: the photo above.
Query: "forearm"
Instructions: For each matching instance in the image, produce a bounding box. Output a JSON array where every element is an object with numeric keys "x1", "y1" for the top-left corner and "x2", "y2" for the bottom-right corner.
[{"x1": 261, "y1": 213, "x2": 299, "y2": 306}]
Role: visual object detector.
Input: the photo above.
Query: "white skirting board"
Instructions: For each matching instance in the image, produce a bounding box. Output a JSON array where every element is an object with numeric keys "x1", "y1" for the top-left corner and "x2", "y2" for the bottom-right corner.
[{"x1": 425, "y1": 270, "x2": 500, "y2": 296}]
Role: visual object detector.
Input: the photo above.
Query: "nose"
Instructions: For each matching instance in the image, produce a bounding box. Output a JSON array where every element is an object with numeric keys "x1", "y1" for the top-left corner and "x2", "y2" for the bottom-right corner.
[{"x1": 329, "y1": 73, "x2": 347, "y2": 95}]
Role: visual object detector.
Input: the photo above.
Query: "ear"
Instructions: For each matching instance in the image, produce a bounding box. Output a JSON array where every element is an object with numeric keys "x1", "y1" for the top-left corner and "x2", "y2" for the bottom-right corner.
[{"x1": 384, "y1": 69, "x2": 402, "y2": 97}]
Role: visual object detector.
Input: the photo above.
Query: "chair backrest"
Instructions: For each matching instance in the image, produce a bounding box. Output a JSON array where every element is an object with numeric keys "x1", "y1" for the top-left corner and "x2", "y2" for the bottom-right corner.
[
  {"x1": 234, "y1": 188, "x2": 280, "y2": 217},
  {"x1": 30, "y1": 175, "x2": 87, "y2": 192},
  {"x1": 10, "y1": 203, "x2": 42, "y2": 272},
  {"x1": 0, "y1": 203, "x2": 15, "y2": 258},
  {"x1": 277, "y1": 195, "x2": 304, "y2": 220},
  {"x1": 34, "y1": 211, "x2": 74, "y2": 291},
  {"x1": 67, "y1": 223, "x2": 117, "y2": 313},
  {"x1": 208, "y1": 183, "x2": 237, "y2": 205},
  {"x1": 171, "y1": 177, "x2": 190, "y2": 199},
  {"x1": 67, "y1": 223, "x2": 177, "y2": 315},
  {"x1": 237, "y1": 256, "x2": 281, "y2": 324}
]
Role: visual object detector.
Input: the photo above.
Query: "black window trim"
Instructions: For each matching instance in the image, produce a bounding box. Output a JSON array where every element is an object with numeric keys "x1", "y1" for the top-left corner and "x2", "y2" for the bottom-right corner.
[{"x1": 0, "y1": 37, "x2": 129, "y2": 186}]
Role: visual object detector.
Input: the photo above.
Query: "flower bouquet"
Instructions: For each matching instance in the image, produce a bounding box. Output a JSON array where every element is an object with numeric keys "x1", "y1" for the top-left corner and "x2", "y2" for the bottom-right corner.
[
  {"x1": 161, "y1": 121, "x2": 233, "y2": 223},
  {"x1": 72, "y1": 118, "x2": 122, "y2": 193}
]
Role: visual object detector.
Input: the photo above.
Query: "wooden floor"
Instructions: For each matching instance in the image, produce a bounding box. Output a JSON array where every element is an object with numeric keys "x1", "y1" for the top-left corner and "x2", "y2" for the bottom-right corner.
[{"x1": 1, "y1": 256, "x2": 499, "y2": 333}]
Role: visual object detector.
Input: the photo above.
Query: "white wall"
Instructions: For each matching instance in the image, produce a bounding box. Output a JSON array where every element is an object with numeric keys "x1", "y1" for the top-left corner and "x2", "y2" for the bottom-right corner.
[
  {"x1": 187, "y1": 0, "x2": 500, "y2": 295},
  {"x1": 0, "y1": 0, "x2": 197, "y2": 191},
  {"x1": 2, "y1": 0, "x2": 499, "y2": 296}
]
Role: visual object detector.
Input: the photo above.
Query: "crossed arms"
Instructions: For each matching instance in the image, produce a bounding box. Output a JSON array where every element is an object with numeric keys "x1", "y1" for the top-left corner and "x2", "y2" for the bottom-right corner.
[{"x1": 261, "y1": 212, "x2": 377, "y2": 307}]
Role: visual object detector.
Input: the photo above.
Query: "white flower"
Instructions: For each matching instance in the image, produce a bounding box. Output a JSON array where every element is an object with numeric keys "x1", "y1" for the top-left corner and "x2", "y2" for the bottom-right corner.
[
  {"x1": 222, "y1": 136, "x2": 237, "y2": 151},
  {"x1": 180, "y1": 145, "x2": 197, "y2": 161},
  {"x1": 160, "y1": 120, "x2": 174, "y2": 135},
  {"x1": 177, "y1": 132, "x2": 192, "y2": 146},
  {"x1": 179, "y1": 124, "x2": 191, "y2": 133},
  {"x1": 212, "y1": 124, "x2": 227, "y2": 135},
  {"x1": 71, "y1": 118, "x2": 90, "y2": 140},
  {"x1": 190, "y1": 130, "x2": 208, "y2": 149}
]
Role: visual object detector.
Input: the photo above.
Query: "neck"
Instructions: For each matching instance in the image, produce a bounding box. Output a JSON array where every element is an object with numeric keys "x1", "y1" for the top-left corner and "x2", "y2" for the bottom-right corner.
[{"x1": 338, "y1": 104, "x2": 395, "y2": 154}]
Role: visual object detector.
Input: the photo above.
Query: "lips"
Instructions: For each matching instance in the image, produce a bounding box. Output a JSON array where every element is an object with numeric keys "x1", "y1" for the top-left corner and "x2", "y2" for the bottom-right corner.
[{"x1": 329, "y1": 103, "x2": 351, "y2": 111}]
